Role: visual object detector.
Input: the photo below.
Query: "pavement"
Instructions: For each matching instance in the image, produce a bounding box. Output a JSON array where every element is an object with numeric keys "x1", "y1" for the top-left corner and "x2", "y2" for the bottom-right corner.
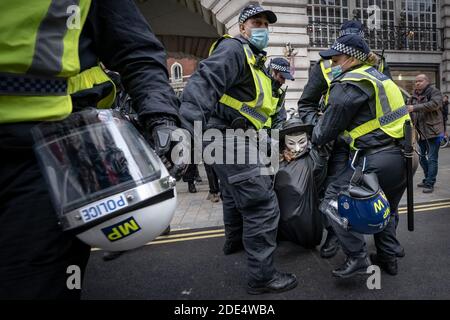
[
  {"x1": 82, "y1": 145, "x2": 450, "y2": 300},
  {"x1": 171, "y1": 145, "x2": 450, "y2": 231},
  {"x1": 83, "y1": 205, "x2": 450, "y2": 299}
]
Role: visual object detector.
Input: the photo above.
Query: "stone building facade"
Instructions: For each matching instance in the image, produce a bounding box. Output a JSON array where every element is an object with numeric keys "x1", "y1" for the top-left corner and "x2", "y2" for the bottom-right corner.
[{"x1": 137, "y1": 0, "x2": 449, "y2": 110}]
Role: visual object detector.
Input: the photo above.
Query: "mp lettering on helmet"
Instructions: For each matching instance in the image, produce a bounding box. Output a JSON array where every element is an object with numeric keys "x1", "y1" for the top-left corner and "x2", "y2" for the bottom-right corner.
[
  {"x1": 102, "y1": 217, "x2": 142, "y2": 242},
  {"x1": 373, "y1": 199, "x2": 385, "y2": 213}
]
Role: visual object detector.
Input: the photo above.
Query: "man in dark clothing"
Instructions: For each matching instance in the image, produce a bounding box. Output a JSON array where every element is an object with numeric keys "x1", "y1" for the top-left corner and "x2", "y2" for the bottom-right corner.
[
  {"x1": 407, "y1": 74, "x2": 444, "y2": 193},
  {"x1": 179, "y1": 4, "x2": 297, "y2": 295},
  {"x1": 0, "y1": 0, "x2": 180, "y2": 299}
]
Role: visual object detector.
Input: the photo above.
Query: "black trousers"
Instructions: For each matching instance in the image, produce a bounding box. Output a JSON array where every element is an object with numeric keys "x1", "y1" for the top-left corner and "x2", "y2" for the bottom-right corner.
[
  {"x1": 182, "y1": 164, "x2": 200, "y2": 183},
  {"x1": 322, "y1": 142, "x2": 351, "y2": 230},
  {"x1": 323, "y1": 147, "x2": 411, "y2": 259},
  {"x1": 0, "y1": 124, "x2": 91, "y2": 300},
  {"x1": 210, "y1": 134, "x2": 279, "y2": 284},
  {"x1": 204, "y1": 164, "x2": 220, "y2": 194}
]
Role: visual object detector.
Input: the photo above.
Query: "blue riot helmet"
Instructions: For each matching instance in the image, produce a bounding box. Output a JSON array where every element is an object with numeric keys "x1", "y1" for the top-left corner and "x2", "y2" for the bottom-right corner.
[
  {"x1": 338, "y1": 152, "x2": 391, "y2": 234},
  {"x1": 320, "y1": 151, "x2": 391, "y2": 234}
]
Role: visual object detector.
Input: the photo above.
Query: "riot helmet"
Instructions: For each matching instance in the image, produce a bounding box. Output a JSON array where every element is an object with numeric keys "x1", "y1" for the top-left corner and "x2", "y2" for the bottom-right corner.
[{"x1": 32, "y1": 109, "x2": 177, "y2": 251}]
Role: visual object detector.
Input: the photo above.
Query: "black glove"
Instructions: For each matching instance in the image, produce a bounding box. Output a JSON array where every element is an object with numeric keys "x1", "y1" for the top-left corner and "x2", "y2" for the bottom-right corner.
[
  {"x1": 144, "y1": 116, "x2": 178, "y2": 157},
  {"x1": 144, "y1": 115, "x2": 187, "y2": 180}
]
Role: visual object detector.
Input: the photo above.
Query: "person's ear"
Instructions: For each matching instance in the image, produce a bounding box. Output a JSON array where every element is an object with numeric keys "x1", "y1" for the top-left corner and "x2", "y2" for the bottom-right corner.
[{"x1": 239, "y1": 23, "x2": 248, "y2": 37}]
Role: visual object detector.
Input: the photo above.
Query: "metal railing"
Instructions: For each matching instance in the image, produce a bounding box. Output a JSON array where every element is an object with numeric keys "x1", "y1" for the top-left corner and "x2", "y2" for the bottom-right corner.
[{"x1": 308, "y1": 22, "x2": 443, "y2": 52}]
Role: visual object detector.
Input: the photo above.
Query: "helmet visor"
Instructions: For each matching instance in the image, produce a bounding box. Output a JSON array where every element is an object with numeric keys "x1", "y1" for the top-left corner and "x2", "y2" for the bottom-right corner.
[{"x1": 32, "y1": 109, "x2": 162, "y2": 218}]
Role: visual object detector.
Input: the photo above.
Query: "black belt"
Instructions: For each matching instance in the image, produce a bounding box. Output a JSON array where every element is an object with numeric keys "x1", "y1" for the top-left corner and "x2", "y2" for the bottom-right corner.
[
  {"x1": 0, "y1": 72, "x2": 67, "y2": 96},
  {"x1": 352, "y1": 142, "x2": 401, "y2": 158}
]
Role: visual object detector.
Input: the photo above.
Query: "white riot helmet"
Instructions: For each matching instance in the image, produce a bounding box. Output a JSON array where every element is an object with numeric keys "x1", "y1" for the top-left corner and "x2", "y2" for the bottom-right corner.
[{"x1": 32, "y1": 109, "x2": 177, "y2": 251}]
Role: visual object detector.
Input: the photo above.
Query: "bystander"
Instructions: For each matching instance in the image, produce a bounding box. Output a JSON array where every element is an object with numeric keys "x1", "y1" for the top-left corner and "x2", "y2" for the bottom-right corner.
[{"x1": 407, "y1": 74, "x2": 444, "y2": 193}]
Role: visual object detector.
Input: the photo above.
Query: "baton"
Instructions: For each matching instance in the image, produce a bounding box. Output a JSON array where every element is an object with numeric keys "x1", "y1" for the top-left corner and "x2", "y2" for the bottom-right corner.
[{"x1": 404, "y1": 120, "x2": 414, "y2": 231}]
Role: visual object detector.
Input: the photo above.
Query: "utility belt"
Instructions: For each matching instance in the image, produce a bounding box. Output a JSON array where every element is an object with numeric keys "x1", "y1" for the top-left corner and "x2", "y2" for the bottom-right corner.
[{"x1": 350, "y1": 141, "x2": 402, "y2": 159}]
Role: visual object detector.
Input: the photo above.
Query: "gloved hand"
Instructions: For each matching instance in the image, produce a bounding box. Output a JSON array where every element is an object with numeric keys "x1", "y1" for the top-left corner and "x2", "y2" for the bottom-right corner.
[
  {"x1": 152, "y1": 123, "x2": 177, "y2": 157},
  {"x1": 144, "y1": 115, "x2": 187, "y2": 180}
]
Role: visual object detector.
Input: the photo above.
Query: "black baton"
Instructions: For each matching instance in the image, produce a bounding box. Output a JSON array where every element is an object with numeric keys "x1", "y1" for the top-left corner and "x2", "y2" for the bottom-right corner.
[{"x1": 404, "y1": 120, "x2": 414, "y2": 231}]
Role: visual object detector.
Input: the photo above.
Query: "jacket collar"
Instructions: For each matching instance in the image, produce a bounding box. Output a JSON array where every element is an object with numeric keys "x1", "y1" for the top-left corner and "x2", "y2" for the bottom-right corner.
[{"x1": 414, "y1": 84, "x2": 432, "y2": 97}]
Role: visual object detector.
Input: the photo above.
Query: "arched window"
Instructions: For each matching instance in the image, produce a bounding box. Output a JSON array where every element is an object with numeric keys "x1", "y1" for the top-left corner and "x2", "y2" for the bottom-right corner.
[{"x1": 171, "y1": 62, "x2": 183, "y2": 82}]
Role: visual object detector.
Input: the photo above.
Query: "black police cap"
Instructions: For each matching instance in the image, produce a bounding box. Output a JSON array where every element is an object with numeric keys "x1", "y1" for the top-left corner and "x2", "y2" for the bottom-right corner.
[{"x1": 239, "y1": 4, "x2": 277, "y2": 24}]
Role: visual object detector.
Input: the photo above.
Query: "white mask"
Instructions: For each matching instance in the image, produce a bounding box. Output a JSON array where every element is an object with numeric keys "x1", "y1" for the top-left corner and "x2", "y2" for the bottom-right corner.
[{"x1": 285, "y1": 133, "x2": 309, "y2": 158}]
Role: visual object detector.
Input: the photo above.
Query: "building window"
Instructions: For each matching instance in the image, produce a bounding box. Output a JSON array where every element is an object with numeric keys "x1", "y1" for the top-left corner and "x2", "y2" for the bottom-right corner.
[
  {"x1": 307, "y1": 0, "x2": 349, "y2": 48},
  {"x1": 354, "y1": 0, "x2": 395, "y2": 50},
  {"x1": 391, "y1": 67, "x2": 439, "y2": 94},
  {"x1": 307, "y1": 0, "x2": 441, "y2": 51},
  {"x1": 171, "y1": 62, "x2": 183, "y2": 82},
  {"x1": 401, "y1": 0, "x2": 439, "y2": 51}
]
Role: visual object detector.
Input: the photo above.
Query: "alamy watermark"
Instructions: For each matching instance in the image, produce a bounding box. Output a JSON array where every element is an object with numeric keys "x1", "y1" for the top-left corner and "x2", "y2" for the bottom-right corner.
[
  {"x1": 66, "y1": 265, "x2": 81, "y2": 290},
  {"x1": 366, "y1": 265, "x2": 382, "y2": 290},
  {"x1": 168, "y1": 121, "x2": 280, "y2": 176},
  {"x1": 367, "y1": 5, "x2": 381, "y2": 31},
  {"x1": 66, "y1": 5, "x2": 81, "y2": 30}
]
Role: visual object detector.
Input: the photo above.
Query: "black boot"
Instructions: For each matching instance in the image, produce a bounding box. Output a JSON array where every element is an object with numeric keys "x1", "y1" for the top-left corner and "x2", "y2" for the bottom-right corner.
[
  {"x1": 188, "y1": 182, "x2": 197, "y2": 193},
  {"x1": 396, "y1": 246, "x2": 405, "y2": 258},
  {"x1": 247, "y1": 272, "x2": 298, "y2": 295},
  {"x1": 223, "y1": 239, "x2": 244, "y2": 255},
  {"x1": 370, "y1": 253, "x2": 398, "y2": 276},
  {"x1": 320, "y1": 228, "x2": 340, "y2": 259},
  {"x1": 332, "y1": 256, "x2": 371, "y2": 279}
]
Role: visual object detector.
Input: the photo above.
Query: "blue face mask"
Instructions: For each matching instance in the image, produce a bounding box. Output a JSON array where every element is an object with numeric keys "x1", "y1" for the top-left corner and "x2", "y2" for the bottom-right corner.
[
  {"x1": 331, "y1": 57, "x2": 352, "y2": 79},
  {"x1": 331, "y1": 65, "x2": 343, "y2": 79},
  {"x1": 249, "y1": 28, "x2": 269, "y2": 50}
]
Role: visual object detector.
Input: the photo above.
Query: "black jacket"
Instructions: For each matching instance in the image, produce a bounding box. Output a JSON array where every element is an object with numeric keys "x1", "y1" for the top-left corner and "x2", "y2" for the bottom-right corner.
[
  {"x1": 75, "y1": 0, "x2": 179, "y2": 122},
  {"x1": 312, "y1": 66, "x2": 395, "y2": 150},
  {"x1": 179, "y1": 35, "x2": 285, "y2": 132},
  {"x1": 297, "y1": 62, "x2": 329, "y2": 126}
]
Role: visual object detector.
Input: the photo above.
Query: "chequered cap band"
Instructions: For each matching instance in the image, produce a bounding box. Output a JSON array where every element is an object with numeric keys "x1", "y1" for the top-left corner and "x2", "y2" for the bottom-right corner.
[
  {"x1": 270, "y1": 63, "x2": 289, "y2": 73},
  {"x1": 339, "y1": 28, "x2": 365, "y2": 38},
  {"x1": 0, "y1": 73, "x2": 67, "y2": 96},
  {"x1": 332, "y1": 42, "x2": 368, "y2": 62},
  {"x1": 239, "y1": 6, "x2": 264, "y2": 24}
]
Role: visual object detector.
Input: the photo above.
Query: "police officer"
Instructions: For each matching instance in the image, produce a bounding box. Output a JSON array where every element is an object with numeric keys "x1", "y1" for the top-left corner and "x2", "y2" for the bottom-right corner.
[
  {"x1": 0, "y1": 0, "x2": 180, "y2": 299},
  {"x1": 313, "y1": 34, "x2": 414, "y2": 278},
  {"x1": 298, "y1": 21, "x2": 366, "y2": 126},
  {"x1": 297, "y1": 21, "x2": 368, "y2": 260},
  {"x1": 269, "y1": 58, "x2": 293, "y2": 128},
  {"x1": 179, "y1": 4, "x2": 297, "y2": 294}
]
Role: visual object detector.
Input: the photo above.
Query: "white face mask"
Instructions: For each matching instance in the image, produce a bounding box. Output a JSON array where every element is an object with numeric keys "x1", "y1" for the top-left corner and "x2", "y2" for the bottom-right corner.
[{"x1": 285, "y1": 133, "x2": 309, "y2": 158}]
